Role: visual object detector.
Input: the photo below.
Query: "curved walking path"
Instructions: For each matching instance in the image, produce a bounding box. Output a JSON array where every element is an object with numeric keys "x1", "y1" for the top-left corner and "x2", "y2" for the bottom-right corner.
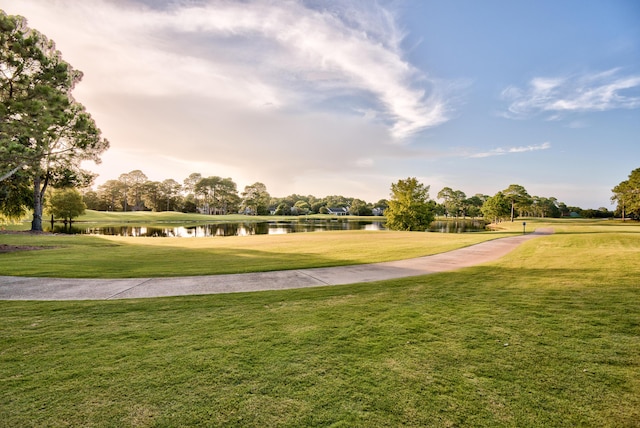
[{"x1": 0, "y1": 228, "x2": 553, "y2": 301}]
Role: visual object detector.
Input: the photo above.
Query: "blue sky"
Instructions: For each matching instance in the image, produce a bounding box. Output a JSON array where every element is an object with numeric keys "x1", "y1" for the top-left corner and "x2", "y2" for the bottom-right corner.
[{"x1": 2, "y1": 0, "x2": 638, "y2": 208}]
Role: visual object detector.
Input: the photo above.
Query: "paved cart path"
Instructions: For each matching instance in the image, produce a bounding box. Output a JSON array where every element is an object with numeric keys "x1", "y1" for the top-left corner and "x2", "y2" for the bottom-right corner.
[{"x1": 0, "y1": 228, "x2": 553, "y2": 300}]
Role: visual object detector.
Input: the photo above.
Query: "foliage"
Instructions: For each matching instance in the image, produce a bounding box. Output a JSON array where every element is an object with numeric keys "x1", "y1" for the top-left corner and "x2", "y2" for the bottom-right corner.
[
  {"x1": 611, "y1": 167, "x2": 640, "y2": 220},
  {"x1": 142, "y1": 179, "x2": 182, "y2": 212},
  {"x1": 529, "y1": 196, "x2": 561, "y2": 218},
  {"x1": 44, "y1": 187, "x2": 86, "y2": 222},
  {"x1": 0, "y1": 12, "x2": 108, "y2": 230},
  {"x1": 481, "y1": 191, "x2": 511, "y2": 223},
  {"x1": 502, "y1": 184, "x2": 532, "y2": 222},
  {"x1": 385, "y1": 177, "x2": 435, "y2": 231},
  {"x1": 241, "y1": 182, "x2": 271, "y2": 215},
  {"x1": 195, "y1": 176, "x2": 240, "y2": 214},
  {"x1": 349, "y1": 198, "x2": 371, "y2": 216},
  {"x1": 0, "y1": 168, "x2": 31, "y2": 220},
  {"x1": 118, "y1": 169, "x2": 147, "y2": 211},
  {"x1": 437, "y1": 186, "x2": 467, "y2": 217}
]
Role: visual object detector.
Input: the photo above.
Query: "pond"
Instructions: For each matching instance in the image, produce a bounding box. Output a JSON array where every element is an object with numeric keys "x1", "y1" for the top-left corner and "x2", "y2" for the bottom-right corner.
[{"x1": 45, "y1": 219, "x2": 487, "y2": 237}]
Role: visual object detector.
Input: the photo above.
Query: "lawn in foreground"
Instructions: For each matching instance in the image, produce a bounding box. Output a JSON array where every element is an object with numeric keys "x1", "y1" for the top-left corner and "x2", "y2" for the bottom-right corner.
[{"x1": 1, "y1": 223, "x2": 639, "y2": 426}]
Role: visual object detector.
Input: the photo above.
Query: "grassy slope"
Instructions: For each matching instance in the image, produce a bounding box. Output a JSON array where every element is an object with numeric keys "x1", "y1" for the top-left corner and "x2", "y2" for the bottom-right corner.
[{"x1": 0, "y1": 220, "x2": 639, "y2": 426}]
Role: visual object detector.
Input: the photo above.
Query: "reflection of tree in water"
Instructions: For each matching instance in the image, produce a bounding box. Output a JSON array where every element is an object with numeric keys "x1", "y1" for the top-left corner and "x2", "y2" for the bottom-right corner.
[
  {"x1": 44, "y1": 220, "x2": 389, "y2": 237},
  {"x1": 428, "y1": 220, "x2": 488, "y2": 233}
]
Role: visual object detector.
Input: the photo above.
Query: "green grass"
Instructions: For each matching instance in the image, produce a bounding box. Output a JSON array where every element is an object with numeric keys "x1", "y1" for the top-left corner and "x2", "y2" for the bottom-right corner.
[
  {"x1": 1, "y1": 219, "x2": 639, "y2": 426},
  {"x1": 0, "y1": 228, "x2": 513, "y2": 278}
]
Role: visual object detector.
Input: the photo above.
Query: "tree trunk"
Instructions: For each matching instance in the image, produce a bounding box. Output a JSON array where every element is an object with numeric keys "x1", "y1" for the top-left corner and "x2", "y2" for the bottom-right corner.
[
  {"x1": 30, "y1": 172, "x2": 50, "y2": 232},
  {"x1": 31, "y1": 175, "x2": 44, "y2": 231}
]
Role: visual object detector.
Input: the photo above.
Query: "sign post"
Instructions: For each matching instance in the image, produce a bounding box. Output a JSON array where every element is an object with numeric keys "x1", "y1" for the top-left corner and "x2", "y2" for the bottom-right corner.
[{"x1": 522, "y1": 221, "x2": 526, "y2": 234}]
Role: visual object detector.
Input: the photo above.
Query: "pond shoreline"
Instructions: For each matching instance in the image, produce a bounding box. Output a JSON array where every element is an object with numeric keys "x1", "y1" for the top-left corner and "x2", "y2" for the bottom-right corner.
[{"x1": 42, "y1": 218, "x2": 488, "y2": 237}]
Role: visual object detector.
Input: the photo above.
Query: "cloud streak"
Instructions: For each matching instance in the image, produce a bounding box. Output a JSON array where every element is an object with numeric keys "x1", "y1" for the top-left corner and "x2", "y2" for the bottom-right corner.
[
  {"x1": 502, "y1": 69, "x2": 640, "y2": 119},
  {"x1": 54, "y1": 0, "x2": 449, "y2": 141},
  {"x1": 470, "y1": 142, "x2": 551, "y2": 158}
]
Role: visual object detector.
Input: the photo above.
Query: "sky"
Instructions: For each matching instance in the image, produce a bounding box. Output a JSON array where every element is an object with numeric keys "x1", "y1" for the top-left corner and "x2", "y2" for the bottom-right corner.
[{"x1": 1, "y1": 0, "x2": 639, "y2": 208}]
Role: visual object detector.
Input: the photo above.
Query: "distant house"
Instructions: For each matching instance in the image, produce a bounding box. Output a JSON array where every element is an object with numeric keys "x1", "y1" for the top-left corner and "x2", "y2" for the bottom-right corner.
[
  {"x1": 327, "y1": 207, "x2": 348, "y2": 216},
  {"x1": 372, "y1": 207, "x2": 385, "y2": 216}
]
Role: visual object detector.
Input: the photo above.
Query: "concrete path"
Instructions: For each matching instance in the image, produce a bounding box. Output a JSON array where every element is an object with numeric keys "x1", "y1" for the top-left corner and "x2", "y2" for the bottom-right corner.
[{"x1": 0, "y1": 228, "x2": 553, "y2": 300}]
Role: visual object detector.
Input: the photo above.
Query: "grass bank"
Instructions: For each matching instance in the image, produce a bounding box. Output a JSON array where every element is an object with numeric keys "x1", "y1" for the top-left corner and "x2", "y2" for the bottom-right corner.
[{"x1": 1, "y1": 220, "x2": 638, "y2": 426}]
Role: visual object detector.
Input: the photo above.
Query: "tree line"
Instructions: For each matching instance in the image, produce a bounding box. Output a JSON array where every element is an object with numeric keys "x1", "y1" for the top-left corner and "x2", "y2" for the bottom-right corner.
[
  {"x1": 75, "y1": 169, "x2": 621, "y2": 221},
  {"x1": 80, "y1": 170, "x2": 389, "y2": 216}
]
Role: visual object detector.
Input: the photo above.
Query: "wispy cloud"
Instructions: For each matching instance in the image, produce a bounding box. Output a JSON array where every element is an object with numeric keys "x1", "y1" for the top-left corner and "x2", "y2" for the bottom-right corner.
[
  {"x1": 470, "y1": 142, "x2": 551, "y2": 158},
  {"x1": 502, "y1": 69, "x2": 640, "y2": 119},
  {"x1": 40, "y1": 0, "x2": 450, "y2": 141}
]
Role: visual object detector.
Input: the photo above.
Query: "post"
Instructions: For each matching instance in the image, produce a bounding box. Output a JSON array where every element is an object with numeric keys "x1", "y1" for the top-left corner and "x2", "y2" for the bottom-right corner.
[{"x1": 522, "y1": 221, "x2": 526, "y2": 234}]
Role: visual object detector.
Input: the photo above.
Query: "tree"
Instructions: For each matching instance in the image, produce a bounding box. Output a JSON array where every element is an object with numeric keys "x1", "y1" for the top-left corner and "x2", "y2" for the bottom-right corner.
[
  {"x1": 612, "y1": 168, "x2": 640, "y2": 220},
  {"x1": 142, "y1": 181, "x2": 161, "y2": 211},
  {"x1": 349, "y1": 198, "x2": 371, "y2": 216},
  {"x1": 437, "y1": 187, "x2": 466, "y2": 218},
  {"x1": 45, "y1": 187, "x2": 86, "y2": 224},
  {"x1": 182, "y1": 172, "x2": 202, "y2": 210},
  {"x1": 0, "y1": 12, "x2": 109, "y2": 230},
  {"x1": 97, "y1": 179, "x2": 124, "y2": 211},
  {"x1": 241, "y1": 182, "x2": 270, "y2": 215},
  {"x1": 274, "y1": 202, "x2": 291, "y2": 215},
  {"x1": 81, "y1": 189, "x2": 105, "y2": 211},
  {"x1": 385, "y1": 177, "x2": 435, "y2": 231},
  {"x1": 502, "y1": 184, "x2": 531, "y2": 222},
  {"x1": 324, "y1": 195, "x2": 351, "y2": 209},
  {"x1": 292, "y1": 200, "x2": 310, "y2": 215},
  {"x1": 119, "y1": 170, "x2": 147, "y2": 211},
  {"x1": 530, "y1": 196, "x2": 560, "y2": 218},
  {"x1": 159, "y1": 179, "x2": 182, "y2": 211},
  {"x1": 465, "y1": 194, "x2": 487, "y2": 219},
  {"x1": 195, "y1": 176, "x2": 239, "y2": 215},
  {"x1": 481, "y1": 191, "x2": 511, "y2": 223}
]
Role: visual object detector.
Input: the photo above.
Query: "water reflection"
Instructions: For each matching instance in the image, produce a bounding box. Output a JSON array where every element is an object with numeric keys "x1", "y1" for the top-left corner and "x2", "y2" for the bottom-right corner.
[
  {"x1": 48, "y1": 220, "x2": 386, "y2": 237},
  {"x1": 428, "y1": 219, "x2": 488, "y2": 233},
  {"x1": 47, "y1": 219, "x2": 487, "y2": 236}
]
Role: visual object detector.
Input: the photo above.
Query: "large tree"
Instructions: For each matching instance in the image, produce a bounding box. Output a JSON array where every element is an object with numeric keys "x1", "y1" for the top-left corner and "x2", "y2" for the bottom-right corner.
[
  {"x1": 502, "y1": 184, "x2": 531, "y2": 222},
  {"x1": 481, "y1": 191, "x2": 511, "y2": 223},
  {"x1": 195, "y1": 176, "x2": 240, "y2": 215},
  {"x1": 612, "y1": 168, "x2": 640, "y2": 220},
  {"x1": 118, "y1": 170, "x2": 147, "y2": 211},
  {"x1": 97, "y1": 179, "x2": 124, "y2": 211},
  {"x1": 241, "y1": 182, "x2": 270, "y2": 215},
  {"x1": 437, "y1": 187, "x2": 467, "y2": 218},
  {"x1": 385, "y1": 177, "x2": 435, "y2": 231},
  {"x1": 159, "y1": 179, "x2": 182, "y2": 212},
  {"x1": 0, "y1": 12, "x2": 109, "y2": 229}
]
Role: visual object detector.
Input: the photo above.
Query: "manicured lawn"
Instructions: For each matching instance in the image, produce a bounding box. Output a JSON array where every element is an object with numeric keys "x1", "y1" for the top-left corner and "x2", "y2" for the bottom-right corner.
[
  {"x1": 0, "y1": 229, "x2": 513, "y2": 278},
  {"x1": 0, "y1": 219, "x2": 638, "y2": 426}
]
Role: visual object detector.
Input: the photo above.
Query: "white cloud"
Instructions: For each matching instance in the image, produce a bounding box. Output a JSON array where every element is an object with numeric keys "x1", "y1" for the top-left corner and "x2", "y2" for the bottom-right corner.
[
  {"x1": 24, "y1": 0, "x2": 449, "y2": 141},
  {"x1": 502, "y1": 69, "x2": 640, "y2": 119},
  {"x1": 470, "y1": 142, "x2": 551, "y2": 158}
]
